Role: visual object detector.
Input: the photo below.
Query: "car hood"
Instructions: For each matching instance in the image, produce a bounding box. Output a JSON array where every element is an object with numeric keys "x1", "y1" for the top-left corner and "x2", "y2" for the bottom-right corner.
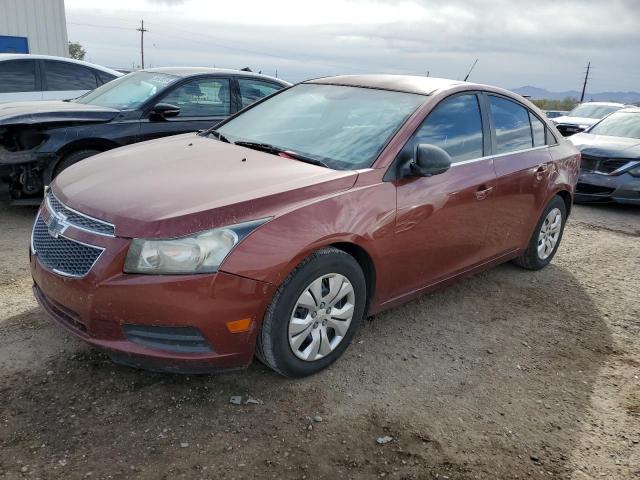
[
  {"x1": 552, "y1": 116, "x2": 599, "y2": 127},
  {"x1": 569, "y1": 133, "x2": 640, "y2": 158},
  {"x1": 0, "y1": 101, "x2": 119, "y2": 126},
  {"x1": 53, "y1": 133, "x2": 359, "y2": 238}
]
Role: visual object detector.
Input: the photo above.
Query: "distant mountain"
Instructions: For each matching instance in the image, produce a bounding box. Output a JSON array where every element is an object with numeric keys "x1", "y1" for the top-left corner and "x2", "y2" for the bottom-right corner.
[{"x1": 511, "y1": 86, "x2": 640, "y2": 104}]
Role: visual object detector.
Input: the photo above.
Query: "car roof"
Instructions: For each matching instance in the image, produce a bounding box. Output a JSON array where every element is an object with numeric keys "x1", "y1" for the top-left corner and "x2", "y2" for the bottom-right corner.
[
  {"x1": 577, "y1": 101, "x2": 627, "y2": 107},
  {"x1": 618, "y1": 106, "x2": 640, "y2": 113},
  {"x1": 305, "y1": 74, "x2": 465, "y2": 95},
  {"x1": 141, "y1": 67, "x2": 289, "y2": 85},
  {"x1": 0, "y1": 53, "x2": 122, "y2": 76}
]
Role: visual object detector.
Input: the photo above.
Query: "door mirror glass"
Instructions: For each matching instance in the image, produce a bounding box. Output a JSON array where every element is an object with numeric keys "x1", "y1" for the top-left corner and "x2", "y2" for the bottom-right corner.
[
  {"x1": 408, "y1": 144, "x2": 452, "y2": 177},
  {"x1": 151, "y1": 103, "x2": 180, "y2": 119}
]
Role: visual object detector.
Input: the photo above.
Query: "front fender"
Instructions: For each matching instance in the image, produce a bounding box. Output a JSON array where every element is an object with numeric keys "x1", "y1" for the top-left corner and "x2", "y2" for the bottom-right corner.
[{"x1": 220, "y1": 172, "x2": 397, "y2": 309}]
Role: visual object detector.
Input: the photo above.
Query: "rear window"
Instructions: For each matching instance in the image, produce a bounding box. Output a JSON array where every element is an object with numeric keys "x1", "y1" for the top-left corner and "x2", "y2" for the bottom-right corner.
[
  {"x1": 44, "y1": 60, "x2": 98, "y2": 91},
  {"x1": 0, "y1": 59, "x2": 37, "y2": 93},
  {"x1": 489, "y1": 96, "x2": 533, "y2": 154}
]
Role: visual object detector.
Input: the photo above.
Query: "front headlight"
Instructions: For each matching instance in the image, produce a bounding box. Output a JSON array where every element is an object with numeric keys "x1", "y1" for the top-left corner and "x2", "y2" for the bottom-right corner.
[{"x1": 124, "y1": 218, "x2": 270, "y2": 274}]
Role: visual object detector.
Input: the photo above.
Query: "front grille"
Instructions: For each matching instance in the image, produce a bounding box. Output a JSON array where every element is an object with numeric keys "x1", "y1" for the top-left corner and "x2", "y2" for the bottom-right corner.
[
  {"x1": 556, "y1": 124, "x2": 584, "y2": 136},
  {"x1": 33, "y1": 285, "x2": 86, "y2": 332},
  {"x1": 576, "y1": 183, "x2": 615, "y2": 195},
  {"x1": 581, "y1": 155, "x2": 634, "y2": 175},
  {"x1": 122, "y1": 325, "x2": 213, "y2": 353},
  {"x1": 32, "y1": 214, "x2": 104, "y2": 277},
  {"x1": 46, "y1": 190, "x2": 115, "y2": 236}
]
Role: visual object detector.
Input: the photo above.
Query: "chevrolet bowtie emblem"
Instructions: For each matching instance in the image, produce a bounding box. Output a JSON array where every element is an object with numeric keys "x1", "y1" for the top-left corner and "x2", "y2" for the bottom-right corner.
[{"x1": 46, "y1": 212, "x2": 69, "y2": 238}]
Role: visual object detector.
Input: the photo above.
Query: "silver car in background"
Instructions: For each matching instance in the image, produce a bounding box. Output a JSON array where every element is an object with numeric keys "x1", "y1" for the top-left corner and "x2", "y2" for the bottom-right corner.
[
  {"x1": 570, "y1": 107, "x2": 640, "y2": 205},
  {"x1": 0, "y1": 54, "x2": 122, "y2": 103},
  {"x1": 552, "y1": 102, "x2": 627, "y2": 136}
]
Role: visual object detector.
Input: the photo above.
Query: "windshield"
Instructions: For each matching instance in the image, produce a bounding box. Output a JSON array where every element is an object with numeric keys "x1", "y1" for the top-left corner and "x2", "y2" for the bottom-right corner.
[
  {"x1": 589, "y1": 111, "x2": 640, "y2": 139},
  {"x1": 216, "y1": 83, "x2": 425, "y2": 170},
  {"x1": 75, "y1": 72, "x2": 179, "y2": 109},
  {"x1": 568, "y1": 104, "x2": 622, "y2": 119}
]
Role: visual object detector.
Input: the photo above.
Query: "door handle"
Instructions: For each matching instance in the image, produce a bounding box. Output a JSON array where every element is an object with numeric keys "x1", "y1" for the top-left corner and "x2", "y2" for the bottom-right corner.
[
  {"x1": 474, "y1": 185, "x2": 494, "y2": 200},
  {"x1": 535, "y1": 164, "x2": 549, "y2": 180}
]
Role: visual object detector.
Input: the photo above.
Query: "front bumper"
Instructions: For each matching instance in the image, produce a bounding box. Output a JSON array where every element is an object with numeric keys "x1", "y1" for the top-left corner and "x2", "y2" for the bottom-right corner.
[
  {"x1": 575, "y1": 171, "x2": 640, "y2": 205},
  {"x1": 30, "y1": 219, "x2": 276, "y2": 373}
]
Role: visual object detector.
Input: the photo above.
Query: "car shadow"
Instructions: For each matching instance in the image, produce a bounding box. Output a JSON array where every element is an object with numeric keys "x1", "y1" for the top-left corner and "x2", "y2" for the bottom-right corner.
[{"x1": 0, "y1": 260, "x2": 612, "y2": 479}]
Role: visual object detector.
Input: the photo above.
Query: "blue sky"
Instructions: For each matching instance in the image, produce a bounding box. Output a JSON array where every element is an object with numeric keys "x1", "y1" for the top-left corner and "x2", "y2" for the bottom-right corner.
[{"x1": 65, "y1": 0, "x2": 640, "y2": 92}]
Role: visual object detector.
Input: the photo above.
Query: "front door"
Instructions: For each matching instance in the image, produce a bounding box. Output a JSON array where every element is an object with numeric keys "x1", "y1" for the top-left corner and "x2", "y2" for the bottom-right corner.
[
  {"x1": 138, "y1": 77, "x2": 232, "y2": 142},
  {"x1": 391, "y1": 93, "x2": 497, "y2": 298}
]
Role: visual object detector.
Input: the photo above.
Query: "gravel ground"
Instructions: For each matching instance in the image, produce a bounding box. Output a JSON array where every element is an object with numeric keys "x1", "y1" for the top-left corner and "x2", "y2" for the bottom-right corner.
[{"x1": 0, "y1": 195, "x2": 638, "y2": 480}]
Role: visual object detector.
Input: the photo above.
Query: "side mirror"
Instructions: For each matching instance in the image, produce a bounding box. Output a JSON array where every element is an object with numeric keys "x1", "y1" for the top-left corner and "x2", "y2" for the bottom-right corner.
[
  {"x1": 150, "y1": 103, "x2": 180, "y2": 120},
  {"x1": 407, "y1": 144, "x2": 452, "y2": 177}
]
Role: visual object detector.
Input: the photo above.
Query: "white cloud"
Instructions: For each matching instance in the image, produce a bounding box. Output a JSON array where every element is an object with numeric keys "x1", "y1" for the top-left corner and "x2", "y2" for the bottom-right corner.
[{"x1": 65, "y1": 0, "x2": 640, "y2": 92}]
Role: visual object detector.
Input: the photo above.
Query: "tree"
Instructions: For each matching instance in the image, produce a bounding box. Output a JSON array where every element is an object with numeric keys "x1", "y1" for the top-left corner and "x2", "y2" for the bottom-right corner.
[{"x1": 68, "y1": 41, "x2": 86, "y2": 61}]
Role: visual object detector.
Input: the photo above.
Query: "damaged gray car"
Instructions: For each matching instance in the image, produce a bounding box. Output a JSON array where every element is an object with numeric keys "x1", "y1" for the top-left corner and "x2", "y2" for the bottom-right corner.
[{"x1": 0, "y1": 67, "x2": 288, "y2": 203}]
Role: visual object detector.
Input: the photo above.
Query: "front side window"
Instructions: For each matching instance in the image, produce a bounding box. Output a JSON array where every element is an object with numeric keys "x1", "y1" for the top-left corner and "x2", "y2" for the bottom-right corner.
[
  {"x1": 0, "y1": 60, "x2": 37, "y2": 93},
  {"x1": 44, "y1": 61, "x2": 97, "y2": 90},
  {"x1": 216, "y1": 83, "x2": 425, "y2": 170},
  {"x1": 489, "y1": 96, "x2": 533, "y2": 154},
  {"x1": 238, "y1": 78, "x2": 282, "y2": 108},
  {"x1": 412, "y1": 94, "x2": 484, "y2": 163},
  {"x1": 589, "y1": 111, "x2": 640, "y2": 139},
  {"x1": 75, "y1": 72, "x2": 179, "y2": 109},
  {"x1": 160, "y1": 78, "x2": 230, "y2": 117}
]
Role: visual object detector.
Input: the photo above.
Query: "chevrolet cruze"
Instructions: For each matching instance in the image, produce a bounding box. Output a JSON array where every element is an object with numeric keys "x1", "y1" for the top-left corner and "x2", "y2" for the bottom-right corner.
[{"x1": 30, "y1": 75, "x2": 580, "y2": 377}]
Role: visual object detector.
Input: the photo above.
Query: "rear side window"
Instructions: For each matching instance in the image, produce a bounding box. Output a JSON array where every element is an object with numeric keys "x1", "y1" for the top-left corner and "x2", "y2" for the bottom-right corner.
[
  {"x1": 0, "y1": 60, "x2": 37, "y2": 92},
  {"x1": 412, "y1": 94, "x2": 484, "y2": 163},
  {"x1": 489, "y1": 96, "x2": 533, "y2": 154},
  {"x1": 95, "y1": 70, "x2": 117, "y2": 85},
  {"x1": 238, "y1": 78, "x2": 282, "y2": 108},
  {"x1": 44, "y1": 61, "x2": 98, "y2": 91},
  {"x1": 530, "y1": 113, "x2": 546, "y2": 147}
]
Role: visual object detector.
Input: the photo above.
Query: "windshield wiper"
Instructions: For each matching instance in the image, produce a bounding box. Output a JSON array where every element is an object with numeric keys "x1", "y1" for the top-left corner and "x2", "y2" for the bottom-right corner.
[
  {"x1": 204, "y1": 129, "x2": 231, "y2": 143},
  {"x1": 234, "y1": 141, "x2": 330, "y2": 168}
]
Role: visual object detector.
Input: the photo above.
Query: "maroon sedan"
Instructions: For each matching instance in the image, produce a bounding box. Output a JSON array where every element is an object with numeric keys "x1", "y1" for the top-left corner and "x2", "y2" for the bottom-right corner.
[{"x1": 30, "y1": 75, "x2": 580, "y2": 377}]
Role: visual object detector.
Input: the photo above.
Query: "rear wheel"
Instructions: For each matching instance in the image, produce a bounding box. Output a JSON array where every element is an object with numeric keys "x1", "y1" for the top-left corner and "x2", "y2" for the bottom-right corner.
[
  {"x1": 513, "y1": 196, "x2": 567, "y2": 270},
  {"x1": 256, "y1": 247, "x2": 366, "y2": 377},
  {"x1": 53, "y1": 149, "x2": 101, "y2": 178}
]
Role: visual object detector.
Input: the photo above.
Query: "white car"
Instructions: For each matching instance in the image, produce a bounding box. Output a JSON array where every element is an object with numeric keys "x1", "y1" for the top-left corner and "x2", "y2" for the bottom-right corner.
[
  {"x1": 551, "y1": 101, "x2": 627, "y2": 137},
  {"x1": 0, "y1": 54, "x2": 122, "y2": 103}
]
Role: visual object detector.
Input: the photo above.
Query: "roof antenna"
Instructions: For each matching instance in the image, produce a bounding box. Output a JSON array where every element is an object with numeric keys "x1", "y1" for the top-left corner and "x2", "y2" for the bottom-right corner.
[{"x1": 463, "y1": 58, "x2": 478, "y2": 82}]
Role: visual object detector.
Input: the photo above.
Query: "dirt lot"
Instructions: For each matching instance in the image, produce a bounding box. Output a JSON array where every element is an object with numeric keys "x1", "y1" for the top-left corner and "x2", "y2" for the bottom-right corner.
[{"x1": 0, "y1": 196, "x2": 638, "y2": 480}]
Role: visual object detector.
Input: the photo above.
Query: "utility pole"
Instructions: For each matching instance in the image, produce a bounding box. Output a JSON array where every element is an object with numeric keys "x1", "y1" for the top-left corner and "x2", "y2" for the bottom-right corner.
[
  {"x1": 463, "y1": 58, "x2": 478, "y2": 82},
  {"x1": 136, "y1": 20, "x2": 148, "y2": 69},
  {"x1": 580, "y1": 61, "x2": 591, "y2": 103}
]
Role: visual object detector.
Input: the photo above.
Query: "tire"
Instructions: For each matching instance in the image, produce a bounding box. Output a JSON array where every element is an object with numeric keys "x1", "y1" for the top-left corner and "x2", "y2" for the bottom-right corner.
[
  {"x1": 513, "y1": 196, "x2": 567, "y2": 270},
  {"x1": 53, "y1": 149, "x2": 102, "y2": 178},
  {"x1": 256, "y1": 247, "x2": 367, "y2": 377}
]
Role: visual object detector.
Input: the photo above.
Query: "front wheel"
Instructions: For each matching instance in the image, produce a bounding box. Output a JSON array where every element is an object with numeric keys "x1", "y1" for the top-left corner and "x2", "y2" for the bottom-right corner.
[
  {"x1": 256, "y1": 247, "x2": 367, "y2": 377},
  {"x1": 513, "y1": 196, "x2": 567, "y2": 270}
]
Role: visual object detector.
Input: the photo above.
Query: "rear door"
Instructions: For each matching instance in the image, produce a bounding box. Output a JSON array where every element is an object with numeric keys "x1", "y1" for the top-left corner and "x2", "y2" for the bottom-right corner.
[
  {"x1": 41, "y1": 60, "x2": 100, "y2": 100},
  {"x1": 0, "y1": 59, "x2": 42, "y2": 102},
  {"x1": 137, "y1": 76, "x2": 232, "y2": 142},
  {"x1": 484, "y1": 94, "x2": 556, "y2": 254},
  {"x1": 391, "y1": 92, "x2": 497, "y2": 297}
]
